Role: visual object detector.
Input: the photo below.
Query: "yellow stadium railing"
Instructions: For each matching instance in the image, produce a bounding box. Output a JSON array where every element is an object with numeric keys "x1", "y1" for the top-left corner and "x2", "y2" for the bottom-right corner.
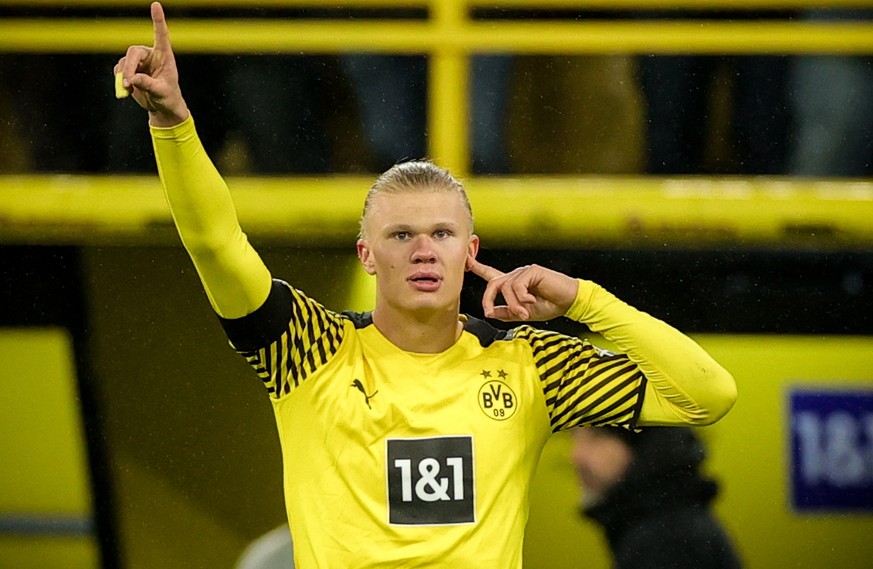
[
  {"x1": 0, "y1": 0, "x2": 872, "y2": 248},
  {"x1": 2, "y1": 174, "x2": 871, "y2": 250}
]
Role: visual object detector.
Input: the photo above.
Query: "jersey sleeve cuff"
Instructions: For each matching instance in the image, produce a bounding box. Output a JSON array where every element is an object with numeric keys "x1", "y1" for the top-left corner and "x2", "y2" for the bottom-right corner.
[
  {"x1": 149, "y1": 114, "x2": 196, "y2": 139},
  {"x1": 564, "y1": 279, "x2": 600, "y2": 322},
  {"x1": 219, "y1": 279, "x2": 293, "y2": 352}
]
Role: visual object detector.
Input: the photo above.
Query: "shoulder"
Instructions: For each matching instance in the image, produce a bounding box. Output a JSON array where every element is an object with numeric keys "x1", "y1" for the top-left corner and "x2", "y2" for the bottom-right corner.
[
  {"x1": 221, "y1": 278, "x2": 348, "y2": 352},
  {"x1": 341, "y1": 310, "x2": 373, "y2": 329},
  {"x1": 464, "y1": 315, "x2": 512, "y2": 347},
  {"x1": 463, "y1": 317, "x2": 593, "y2": 351}
]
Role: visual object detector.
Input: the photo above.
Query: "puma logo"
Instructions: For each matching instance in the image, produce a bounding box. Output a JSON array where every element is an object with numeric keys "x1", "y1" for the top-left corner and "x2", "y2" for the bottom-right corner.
[{"x1": 351, "y1": 379, "x2": 378, "y2": 409}]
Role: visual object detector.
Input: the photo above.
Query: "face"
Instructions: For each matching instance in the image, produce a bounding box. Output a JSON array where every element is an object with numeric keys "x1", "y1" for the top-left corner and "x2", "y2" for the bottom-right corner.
[
  {"x1": 356, "y1": 189, "x2": 479, "y2": 317},
  {"x1": 570, "y1": 428, "x2": 634, "y2": 507}
]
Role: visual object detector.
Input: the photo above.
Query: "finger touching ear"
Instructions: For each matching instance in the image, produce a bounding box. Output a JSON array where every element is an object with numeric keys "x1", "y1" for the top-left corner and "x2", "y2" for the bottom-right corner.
[{"x1": 467, "y1": 258, "x2": 504, "y2": 281}]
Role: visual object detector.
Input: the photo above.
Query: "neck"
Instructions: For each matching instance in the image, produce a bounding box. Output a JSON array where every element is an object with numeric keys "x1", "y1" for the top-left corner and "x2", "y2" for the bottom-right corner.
[{"x1": 371, "y1": 305, "x2": 463, "y2": 353}]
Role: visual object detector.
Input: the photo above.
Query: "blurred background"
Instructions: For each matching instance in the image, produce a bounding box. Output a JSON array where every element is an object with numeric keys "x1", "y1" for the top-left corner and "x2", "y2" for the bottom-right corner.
[{"x1": 1, "y1": 1, "x2": 872, "y2": 568}]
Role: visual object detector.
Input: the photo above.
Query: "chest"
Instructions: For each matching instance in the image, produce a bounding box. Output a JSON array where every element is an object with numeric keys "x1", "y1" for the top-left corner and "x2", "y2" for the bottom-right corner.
[
  {"x1": 280, "y1": 332, "x2": 552, "y2": 460},
  {"x1": 274, "y1": 333, "x2": 552, "y2": 527},
  {"x1": 350, "y1": 341, "x2": 544, "y2": 436}
]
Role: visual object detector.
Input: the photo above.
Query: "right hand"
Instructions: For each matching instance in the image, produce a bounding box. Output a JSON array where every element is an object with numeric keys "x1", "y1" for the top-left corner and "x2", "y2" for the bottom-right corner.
[{"x1": 113, "y1": 1, "x2": 189, "y2": 127}]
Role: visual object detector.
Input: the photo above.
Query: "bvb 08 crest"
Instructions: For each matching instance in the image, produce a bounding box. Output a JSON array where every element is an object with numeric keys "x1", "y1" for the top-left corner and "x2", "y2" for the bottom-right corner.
[{"x1": 477, "y1": 373, "x2": 517, "y2": 421}]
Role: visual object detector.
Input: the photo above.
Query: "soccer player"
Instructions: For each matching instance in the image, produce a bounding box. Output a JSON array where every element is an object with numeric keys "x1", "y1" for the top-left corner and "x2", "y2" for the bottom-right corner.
[{"x1": 115, "y1": 3, "x2": 737, "y2": 567}]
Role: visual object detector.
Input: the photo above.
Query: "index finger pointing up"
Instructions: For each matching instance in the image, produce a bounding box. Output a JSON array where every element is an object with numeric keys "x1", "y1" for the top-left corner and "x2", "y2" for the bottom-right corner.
[
  {"x1": 467, "y1": 258, "x2": 504, "y2": 282},
  {"x1": 151, "y1": 2, "x2": 172, "y2": 51}
]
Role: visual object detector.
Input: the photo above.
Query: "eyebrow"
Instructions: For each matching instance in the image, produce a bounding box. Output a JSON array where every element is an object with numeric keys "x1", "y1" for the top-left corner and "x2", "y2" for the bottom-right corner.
[{"x1": 383, "y1": 221, "x2": 461, "y2": 234}]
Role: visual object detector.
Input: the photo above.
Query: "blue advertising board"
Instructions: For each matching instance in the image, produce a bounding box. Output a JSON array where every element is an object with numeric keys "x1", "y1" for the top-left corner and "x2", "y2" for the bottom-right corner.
[{"x1": 789, "y1": 388, "x2": 873, "y2": 511}]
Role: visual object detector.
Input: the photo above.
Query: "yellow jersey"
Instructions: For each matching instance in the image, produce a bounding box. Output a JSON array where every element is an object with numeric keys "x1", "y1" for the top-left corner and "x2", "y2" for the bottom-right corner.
[{"x1": 220, "y1": 279, "x2": 645, "y2": 568}]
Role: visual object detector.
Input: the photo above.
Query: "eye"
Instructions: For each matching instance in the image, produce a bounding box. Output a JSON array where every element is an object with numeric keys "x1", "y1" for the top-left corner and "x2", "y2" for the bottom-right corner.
[
  {"x1": 392, "y1": 231, "x2": 411, "y2": 241},
  {"x1": 433, "y1": 229, "x2": 452, "y2": 239}
]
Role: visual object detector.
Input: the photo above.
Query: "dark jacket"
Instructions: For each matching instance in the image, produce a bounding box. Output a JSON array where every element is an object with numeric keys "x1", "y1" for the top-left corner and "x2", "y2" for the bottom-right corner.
[{"x1": 582, "y1": 428, "x2": 742, "y2": 569}]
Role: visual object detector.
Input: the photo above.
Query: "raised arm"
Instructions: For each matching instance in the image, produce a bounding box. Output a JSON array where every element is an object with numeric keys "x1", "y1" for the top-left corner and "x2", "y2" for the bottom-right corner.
[
  {"x1": 114, "y1": 2, "x2": 271, "y2": 319},
  {"x1": 468, "y1": 259, "x2": 737, "y2": 426}
]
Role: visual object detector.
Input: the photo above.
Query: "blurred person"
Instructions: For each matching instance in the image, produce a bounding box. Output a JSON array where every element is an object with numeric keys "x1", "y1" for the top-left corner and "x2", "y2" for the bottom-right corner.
[
  {"x1": 340, "y1": 54, "x2": 427, "y2": 171},
  {"x1": 222, "y1": 54, "x2": 334, "y2": 174},
  {"x1": 114, "y1": 3, "x2": 736, "y2": 567},
  {"x1": 341, "y1": 53, "x2": 513, "y2": 174},
  {"x1": 788, "y1": 9, "x2": 873, "y2": 177},
  {"x1": 635, "y1": 11, "x2": 792, "y2": 175},
  {"x1": 571, "y1": 426, "x2": 742, "y2": 569}
]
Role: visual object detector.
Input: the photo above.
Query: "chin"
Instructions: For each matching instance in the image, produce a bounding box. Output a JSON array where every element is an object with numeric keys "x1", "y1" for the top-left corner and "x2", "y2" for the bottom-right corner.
[
  {"x1": 408, "y1": 299, "x2": 452, "y2": 314},
  {"x1": 406, "y1": 294, "x2": 456, "y2": 314}
]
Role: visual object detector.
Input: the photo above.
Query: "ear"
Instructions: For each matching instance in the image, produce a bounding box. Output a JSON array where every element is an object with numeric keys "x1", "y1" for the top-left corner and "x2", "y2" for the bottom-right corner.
[
  {"x1": 466, "y1": 234, "x2": 480, "y2": 270},
  {"x1": 356, "y1": 239, "x2": 376, "y2": 275}
]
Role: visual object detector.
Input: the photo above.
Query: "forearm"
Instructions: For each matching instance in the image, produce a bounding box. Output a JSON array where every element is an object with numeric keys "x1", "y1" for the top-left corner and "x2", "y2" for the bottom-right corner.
[
  {"x1": 151, "y1": 115, "x2": 271, "y2": 318},
  {"x1": 566, "y1": 280, "x2": 736, "y2": 426}
]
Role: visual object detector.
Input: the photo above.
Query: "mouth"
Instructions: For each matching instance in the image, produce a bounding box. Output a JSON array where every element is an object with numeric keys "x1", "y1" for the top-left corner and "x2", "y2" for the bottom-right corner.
[{"x1": 408, "y1": 272, "x2": 442, "y2": 291}]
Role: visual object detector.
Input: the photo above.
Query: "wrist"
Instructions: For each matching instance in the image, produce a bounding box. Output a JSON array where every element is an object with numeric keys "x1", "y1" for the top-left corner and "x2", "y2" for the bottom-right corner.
[{"x1": 148, "y1": 104, "x2": 190, "y2": 128}]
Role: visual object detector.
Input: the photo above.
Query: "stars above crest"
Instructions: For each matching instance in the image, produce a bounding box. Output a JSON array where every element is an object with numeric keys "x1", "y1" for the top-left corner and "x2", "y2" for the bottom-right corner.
[{"x1": 480, "y1": 369, "x2": 509, "y2": 379}]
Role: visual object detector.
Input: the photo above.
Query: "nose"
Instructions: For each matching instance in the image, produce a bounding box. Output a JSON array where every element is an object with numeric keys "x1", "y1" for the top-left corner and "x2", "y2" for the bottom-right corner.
[{"x1": 410, "y1": 235, "x2": 437, "y2": 263}]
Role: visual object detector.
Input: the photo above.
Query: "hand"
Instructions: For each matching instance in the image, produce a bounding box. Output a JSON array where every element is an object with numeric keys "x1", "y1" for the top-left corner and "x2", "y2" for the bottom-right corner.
[
  {"x1": 113, "y1": 2, "x2": 188, "y2": 127},
  {"x1": 467, "y1": 259, "x2": 579, "y2": 322}
]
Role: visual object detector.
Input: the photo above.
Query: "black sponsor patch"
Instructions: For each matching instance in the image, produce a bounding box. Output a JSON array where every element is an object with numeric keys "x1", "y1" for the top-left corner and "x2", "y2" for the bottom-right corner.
[{"x1": 386, "y1": 436, "x2": 475, "y2": 525}]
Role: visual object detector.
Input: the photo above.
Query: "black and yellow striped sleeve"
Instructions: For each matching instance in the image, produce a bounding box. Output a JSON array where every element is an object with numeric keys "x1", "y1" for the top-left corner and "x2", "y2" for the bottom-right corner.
[
  {"x1": 219, "y1": 279, "x2": 346, "y2": 399},
  {"x1": 514, "y1": 326, "x2": 646, "y2": 432}
]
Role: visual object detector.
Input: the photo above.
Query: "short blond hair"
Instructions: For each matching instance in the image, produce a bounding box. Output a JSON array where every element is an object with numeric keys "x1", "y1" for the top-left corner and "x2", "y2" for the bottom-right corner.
[{"x1": 359, "y1": 160, "x2": 474, "y2": 239}]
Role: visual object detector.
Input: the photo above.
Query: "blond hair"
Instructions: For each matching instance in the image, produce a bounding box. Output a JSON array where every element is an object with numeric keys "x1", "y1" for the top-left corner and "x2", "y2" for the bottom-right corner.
[{"x1": 358, "y1": 160, "x2": 474, "y2": 238}]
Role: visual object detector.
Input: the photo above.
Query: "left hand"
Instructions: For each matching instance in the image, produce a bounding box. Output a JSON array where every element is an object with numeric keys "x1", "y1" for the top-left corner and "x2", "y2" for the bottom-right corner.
[{"x1": 467, "y1": 259, "x2": 579, "y2": 322}]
